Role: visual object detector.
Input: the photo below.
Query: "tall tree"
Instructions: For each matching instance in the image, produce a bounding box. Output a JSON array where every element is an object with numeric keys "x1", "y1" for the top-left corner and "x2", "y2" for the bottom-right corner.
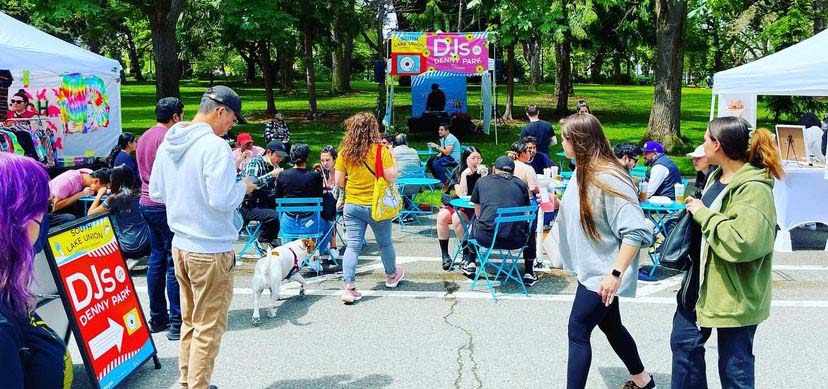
[
  {"x1": 646, "y1": 0, "x2": 687, "y2": 150},
  {"x1": 130, "y1": 0, "x2": 184, "y2": 99}
]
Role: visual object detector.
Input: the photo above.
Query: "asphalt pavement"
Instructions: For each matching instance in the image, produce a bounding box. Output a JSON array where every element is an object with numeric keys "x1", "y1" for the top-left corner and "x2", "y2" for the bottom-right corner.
[{"x1": 68, "y1": 222, "x2": 828, "y2": 388}]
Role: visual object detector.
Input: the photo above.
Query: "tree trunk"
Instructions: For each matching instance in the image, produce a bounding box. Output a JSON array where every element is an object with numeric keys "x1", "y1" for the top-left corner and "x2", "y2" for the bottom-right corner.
[
  {"x1": 123, "y1": 28, "x2": 145, "y2": 82},
  {"x1": 237, "y1": 44, "x2": 258, "y2": 83},
  {"x1": 523, "y1": 37, "x2": 541, "y2": 92},
  {"x1": 343, "y1": 35, "x2": 353, "y2": 92},
  {"x1": 555, "y1": 39, "x2": 572, "y2": 115},
  {"x1": 647, "y1": 0, "x2": 688, "y2": 151},
  {"x1": 374, "y1": 2, "x2": 387, "y2": 123},
  {"x1": 711, "y1": 20, "x2": 724, "y2": 71},
  {"x1": 257, "y1": 41, "x2": 277, "y2": 115},
  {"x1": 277, "y1": 45, "x2": 294, "y2": 92},
  {"x1": 612, "y1": 50, "x2": 623, "y2": 82},
  {"x1": 303, "y1": 19, "x2": 319, "y2": 119},
  {"x1": 591, "y1": 42, "x2": 605, "y2": 83},
  {"x1": 330, "y1": 7, "x2": 346, "y2": 95},
  {"x1": 816, "y1": 0, "x2": 826, "y2": 34},
  {"x1": 503, "y1": 44, "x2": 515, "y2": 120},
  {"x1": 457, "y1": 0, "x2": 464, "y2": 32},
  {"x1": 143, "y1": 0, "x2": 183, "y2": 99}
]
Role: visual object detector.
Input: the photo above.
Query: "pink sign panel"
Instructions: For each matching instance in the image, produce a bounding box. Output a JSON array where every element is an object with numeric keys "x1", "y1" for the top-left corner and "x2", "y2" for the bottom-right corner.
[{"x1": 391, "y1": 32, "x2": 489, "y2": 75}]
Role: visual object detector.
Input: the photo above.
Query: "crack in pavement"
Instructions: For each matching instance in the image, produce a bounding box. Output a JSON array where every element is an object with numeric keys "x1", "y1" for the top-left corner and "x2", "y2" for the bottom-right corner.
[{"x1": 442, "y1": 281, "x2": 482, "y2": 389}]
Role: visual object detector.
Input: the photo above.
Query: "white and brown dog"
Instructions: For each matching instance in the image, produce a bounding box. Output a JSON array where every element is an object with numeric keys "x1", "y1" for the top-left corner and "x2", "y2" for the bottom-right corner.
[{"x1": 251, "y1": 238, "x2": 317, "y2": 324}]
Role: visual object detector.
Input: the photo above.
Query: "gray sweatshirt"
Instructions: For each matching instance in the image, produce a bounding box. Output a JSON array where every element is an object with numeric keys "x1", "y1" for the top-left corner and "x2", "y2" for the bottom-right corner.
[{"x1": 559, "y1": 170, "x2": 652, "y2": 297}]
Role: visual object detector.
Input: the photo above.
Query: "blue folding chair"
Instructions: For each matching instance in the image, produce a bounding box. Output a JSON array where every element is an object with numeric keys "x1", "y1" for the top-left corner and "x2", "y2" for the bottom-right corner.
[
  {"x1": 468, "y1": 205, "x2": 538, "y2": 302},
  {"x1": 276, "y1": 198, "x2": 333, "y2": 273},
  {"x1": 237, "y1": 210, "x2": 264, "y2": 258}
]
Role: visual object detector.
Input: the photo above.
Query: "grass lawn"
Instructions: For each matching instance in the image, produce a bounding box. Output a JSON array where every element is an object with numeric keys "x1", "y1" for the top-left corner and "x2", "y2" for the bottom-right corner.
[{"x1": 121, "y1": 80, "x2": 720, "y2": 175}]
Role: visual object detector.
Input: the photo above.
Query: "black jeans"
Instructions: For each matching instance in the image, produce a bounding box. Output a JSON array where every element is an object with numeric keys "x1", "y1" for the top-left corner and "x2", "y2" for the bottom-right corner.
[
  {"x1": 241, "y1": 206, "x2": 280, "y2": 243},
  {"x1": 670, "y1": 308, "x2": 758, "y2": 389},
  {"x1": 567, "y1": 283, "x2": 645, "y2": 389}
]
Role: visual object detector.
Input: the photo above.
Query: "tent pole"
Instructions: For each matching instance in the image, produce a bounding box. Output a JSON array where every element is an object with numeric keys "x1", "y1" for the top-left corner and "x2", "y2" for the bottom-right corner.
[
  {"x1": 709, "y1": 93, "x2": 716, "y2": 121},
  {"x1": 493, "y1": 35, "x2": 498, "y2": 145}
]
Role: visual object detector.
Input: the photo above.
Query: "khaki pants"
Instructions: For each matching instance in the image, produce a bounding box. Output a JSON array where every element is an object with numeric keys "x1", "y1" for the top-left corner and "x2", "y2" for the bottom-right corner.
[{"x1": 172, "y1": 247, "x2": 235, "y2": 389}]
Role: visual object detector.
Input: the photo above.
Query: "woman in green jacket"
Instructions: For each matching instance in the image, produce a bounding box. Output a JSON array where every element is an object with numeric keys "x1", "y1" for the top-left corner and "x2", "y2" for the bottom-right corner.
[{"x1": 672, "y1": 117, "x2": 783, "y2": 388}]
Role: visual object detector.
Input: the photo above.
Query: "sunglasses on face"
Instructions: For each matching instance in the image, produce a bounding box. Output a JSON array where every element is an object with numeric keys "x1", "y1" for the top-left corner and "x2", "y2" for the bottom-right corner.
[{"x1": 11, "y1": 99, "x2": 25, "y2": 104}]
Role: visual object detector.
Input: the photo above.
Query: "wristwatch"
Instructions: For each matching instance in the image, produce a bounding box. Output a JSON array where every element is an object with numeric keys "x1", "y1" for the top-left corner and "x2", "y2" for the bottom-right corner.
[{"x1": 611, "y1": 269, "x2": 622, "y2": 278}]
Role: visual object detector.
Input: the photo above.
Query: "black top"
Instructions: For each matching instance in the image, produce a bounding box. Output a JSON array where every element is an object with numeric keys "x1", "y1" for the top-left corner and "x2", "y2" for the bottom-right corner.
[
  {"x1": 701, "y1": 178, "x2": 727, "y2": 207},
  {"x1": 520, "y1": 120, "x2": 555, "y2": 156},
  {"x1": 0, "y1": 308, "x2": 70, "y2": 389},
  {"x1": 276, "y1": 168, "x2": 323, "y2": 216},
  {"x1": 528, "y1": 153, "x2": 556, "y2": 174},
  {"x1": 470, "y1": 174, "x2": 530, "y2": 249},
  {"x1": 425, "y1": 89, "x2": 446, "y2": 112}
]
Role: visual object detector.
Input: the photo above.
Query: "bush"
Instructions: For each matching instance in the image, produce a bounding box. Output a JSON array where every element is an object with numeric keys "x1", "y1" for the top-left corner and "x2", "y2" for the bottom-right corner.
[{"x1": 763, "y1": 96, "x2": 828, "y2": 122}]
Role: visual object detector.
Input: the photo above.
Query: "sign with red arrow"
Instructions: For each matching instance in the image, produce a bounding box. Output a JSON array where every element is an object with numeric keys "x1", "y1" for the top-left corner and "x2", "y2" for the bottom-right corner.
[{"x1": 45, "y1": 214, "x2": 159, "y2": 389}]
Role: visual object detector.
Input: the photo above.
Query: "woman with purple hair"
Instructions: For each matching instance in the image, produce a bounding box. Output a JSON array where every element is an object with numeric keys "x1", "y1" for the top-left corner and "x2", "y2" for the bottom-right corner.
[{"x1": 0, "y1": 153, "x2": 73, "y2": 388}]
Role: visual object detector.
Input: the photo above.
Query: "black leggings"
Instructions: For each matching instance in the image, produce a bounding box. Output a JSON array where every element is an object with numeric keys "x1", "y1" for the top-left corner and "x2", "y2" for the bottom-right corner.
[{"x1": 567, "y1": 283, "x2": 645, "y2": 389}]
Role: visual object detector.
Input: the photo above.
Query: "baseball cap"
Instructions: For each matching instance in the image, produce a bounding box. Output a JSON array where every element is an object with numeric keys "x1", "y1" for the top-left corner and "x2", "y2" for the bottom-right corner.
[
  {"x1": 236, "y1": 133, "x2": 253, "y2": 146},
  {"x1": 203, "y1": 85, "x2": 247, "y2": 124},
  {"x1": 641, "y1": 141, "x2": 664, "y2": 154},
  {"x1": 494, "y1": 156, "x2": 515, "y2": 173},
  {"x1": 266, "y1": 140, "x2": 288, "y2": 158},
  {"x1": 155, "y1": 97, "x2": 183, "y2": 119},
  {"x1": 686, "y1": 145, "x2": 705, "y2": 158}
]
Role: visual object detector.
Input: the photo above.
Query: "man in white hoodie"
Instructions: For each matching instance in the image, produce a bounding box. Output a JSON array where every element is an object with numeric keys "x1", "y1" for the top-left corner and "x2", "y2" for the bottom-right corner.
[{"x1": 150, "y1": 85, "x2": 255, "y2": 389}]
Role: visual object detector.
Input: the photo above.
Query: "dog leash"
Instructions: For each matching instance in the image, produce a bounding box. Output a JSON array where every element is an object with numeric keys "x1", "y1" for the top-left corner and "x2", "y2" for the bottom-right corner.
[{"x1": 283, "y1": 247, "x2": 300, "y2": 280}]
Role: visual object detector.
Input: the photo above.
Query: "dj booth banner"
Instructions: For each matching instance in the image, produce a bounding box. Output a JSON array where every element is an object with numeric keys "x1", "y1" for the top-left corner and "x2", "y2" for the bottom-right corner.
[
  {"x1": 391, "y1": 32, "x2": 489, "y2": 75},
  {"x1": 411, "y1": 74, "x2": 467, "y2": 117}
]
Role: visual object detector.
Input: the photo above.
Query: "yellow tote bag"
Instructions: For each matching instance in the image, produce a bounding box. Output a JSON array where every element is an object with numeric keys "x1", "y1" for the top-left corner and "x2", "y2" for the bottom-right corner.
[{"x1": 365, "y1": 146, "x2": 402, "y2": 221}]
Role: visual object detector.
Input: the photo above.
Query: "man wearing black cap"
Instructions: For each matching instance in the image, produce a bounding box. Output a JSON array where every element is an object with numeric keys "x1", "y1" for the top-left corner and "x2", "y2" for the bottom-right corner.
[
  {"x1": 464, "y1": 156, "x2": 532, "y2": 281},
  {"x1": 137, "y1": 97, "x2": 184, "y2": 341},
  {"x1": 150, "y1": 85, "x2": 255, "y2": 389},
  {"x1": 241, "y1": 140, "x2": 288, "y2": 245}
]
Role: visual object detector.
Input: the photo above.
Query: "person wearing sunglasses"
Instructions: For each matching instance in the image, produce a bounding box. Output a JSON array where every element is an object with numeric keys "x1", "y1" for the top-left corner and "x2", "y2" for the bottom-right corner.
[
  {"x1": 7, "y1": 89, "x2": 36, "y2": 120},
  {"x1": 613, "y1": 142, "x2": 643, "y2": 173}
]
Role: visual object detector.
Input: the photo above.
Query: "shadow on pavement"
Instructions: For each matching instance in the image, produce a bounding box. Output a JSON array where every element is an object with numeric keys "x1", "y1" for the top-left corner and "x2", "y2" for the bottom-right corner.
[
  {"x1": 264, "y1": 373, "x2": 394, "y2": 388},
  {"x1": 72, "y1": 357, "x2": 180, "y2": 389},
  {"x1": 225, "y1": 295, "x2": 324, "y2": 332},
  {"x1": 598, "y1": 366, "x2": 671, "y2": 389}
]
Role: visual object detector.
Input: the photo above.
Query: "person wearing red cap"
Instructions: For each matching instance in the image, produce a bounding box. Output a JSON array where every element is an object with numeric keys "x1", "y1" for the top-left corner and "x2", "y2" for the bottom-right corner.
[{"x1": 232, "y1": 132, "x2": 264, "y2": 172}]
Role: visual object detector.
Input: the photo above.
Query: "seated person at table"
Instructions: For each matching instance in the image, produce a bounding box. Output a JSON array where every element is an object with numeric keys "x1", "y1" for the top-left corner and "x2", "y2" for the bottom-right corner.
[
  {"x1": 241, "y1": 141, "x2": 287, "y2": 247},
  {"x1": 523, "y1": 136, "x2": 556, "y2": 174},
  {"x1": 800, "y1": 112, "x2": 826, "y2": 162},
  {"x1": 276, "y1": 143, "x2": 332, "y2": 258},
  {"x1": 520, "y1": 104, "x2": 557, "y2": 156},
  {"x1": 426, "y1": 83, "x2": 446, "y2": 112},
  {"x1": 233, "y1": 132, "x2": 265, "y2": 172},
  {"x1": 507, "y1": 140, "x2": 539, "y2": 194},
  {"x1": 613, "y1": 142, "x2": 642, "y2": 172},
  {"x1": 641, "y1": 140, "x2": 682, "y2": 200},
  {"x1": 48, "y1": 167, "x2": 111, "y2": 225},
  {"x1": 88, "y1": 165, "x2": 150, "y2": 258},
  {"x1": 465, "y1": 156, "x2": 540, "y2": 285},
  {"x1": 426, "y1": 124, "x2": 462, "y2": 186},
  {"x1": 437, "y1": 146, "x2": 484, "y2": 271},
  {"x1": 264, "y1": 113, "x2": 291, "y2": 154},
  {"x1": 392, "y1": 134, "x2": 424, "y2": 219}
]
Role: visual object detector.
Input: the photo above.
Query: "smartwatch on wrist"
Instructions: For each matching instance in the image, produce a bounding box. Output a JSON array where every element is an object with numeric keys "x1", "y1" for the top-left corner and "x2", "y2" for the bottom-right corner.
[{"x1": 611, "y1": 269, "x2": 622, "y2": 278}]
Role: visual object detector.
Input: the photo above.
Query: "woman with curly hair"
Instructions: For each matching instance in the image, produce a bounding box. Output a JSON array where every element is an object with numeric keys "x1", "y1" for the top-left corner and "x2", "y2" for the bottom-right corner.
[
  {"x1": 0, "y1": 153, "x2": 73, "y2": 388},
  {"x1": 334, "y1": 113, "x2": 404, "y2": 304}
]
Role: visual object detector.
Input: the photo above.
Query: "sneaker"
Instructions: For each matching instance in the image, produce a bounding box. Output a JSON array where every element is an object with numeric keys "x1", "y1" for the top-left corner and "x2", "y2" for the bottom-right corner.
[
  {"x1": 637, "y1": 268, "x2": 658, "y2": 282},
  {"x1": 523, "y1": 273, "x2": 539, "y2": 287},
  {"x1": 385, "y1": 267, "x2": 405, "y2": 288},
  {"x1": 622, "y1": 374, "x2": 656, "y2": 389},
  {"x1": 166, "y1": 325, "x2": 181, "y2": 341},
  {"x1": 461, "y1": 261, "x2": 477, "y2": 278},
  {"x1": 338, "y1": 246, "x2": 347, "y2": 256},
  {"x1": 148, "y1": 320, "x2": 169, "y2": 334},
  {"x1": 441, "y1": 253, "x2": 453, "y2": 271},
  {"x1": 328, "y1": 249, "x2": 339, "y2": 262},
  {"x1": 341, "y1": 286, "x2": 363, "y2": 304}
]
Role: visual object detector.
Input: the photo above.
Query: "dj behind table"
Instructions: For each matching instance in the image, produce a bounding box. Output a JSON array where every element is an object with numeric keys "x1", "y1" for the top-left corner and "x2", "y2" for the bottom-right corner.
[{"x1": 406, "y1": 111, "x2": 475, "y2": 140}]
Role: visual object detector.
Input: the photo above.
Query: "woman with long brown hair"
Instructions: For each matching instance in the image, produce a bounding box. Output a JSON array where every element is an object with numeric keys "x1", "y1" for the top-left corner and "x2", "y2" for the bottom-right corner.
[
  {"x1": 334, "y1": 113, "x2": 404, "y2": 304},
  {"x1": 672, "y1": 118, "x2": 782, "y2": 388},
  {"x1": 558, "y1": 114, "x2": 655, "y2": 389}
]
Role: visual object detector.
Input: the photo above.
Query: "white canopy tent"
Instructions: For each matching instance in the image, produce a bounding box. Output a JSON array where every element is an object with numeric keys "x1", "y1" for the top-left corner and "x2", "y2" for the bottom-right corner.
[
  {"x1": 0, "y1": 11, "x2": 122, "y2": 165},
  {"x1": 711, "y1": 29, "x2": 828, "y2": 127}
]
